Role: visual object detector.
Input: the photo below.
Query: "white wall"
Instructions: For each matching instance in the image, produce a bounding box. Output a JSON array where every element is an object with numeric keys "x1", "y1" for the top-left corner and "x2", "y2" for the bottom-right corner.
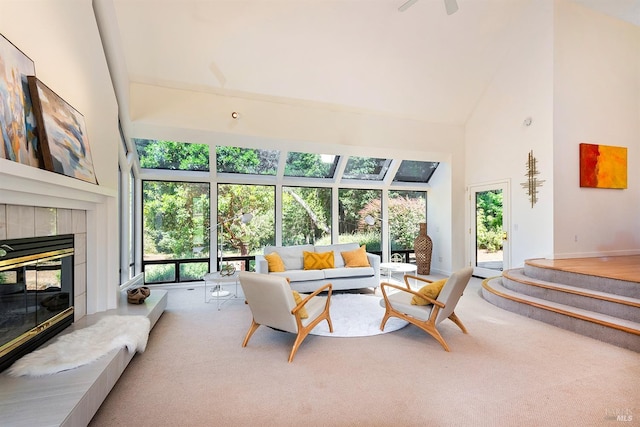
[
  {"x1": 0, "y1": 0, "x2": 119, "y2": 188},
  {"x1": 466, "y1": 0, "x2": 555, "y2": 268},
  {"x1": 427, "y1": 159, "x2": 458, "y2": 274},
  {"x1": 553, "y1": 0, "x2": 640, "y2": 258},
  {"x1": 0, "y1": 0, "x2": 121, "y2": 312},
  {"x1": 128, "y1": 83, "x2": 464, "y2": 156}
]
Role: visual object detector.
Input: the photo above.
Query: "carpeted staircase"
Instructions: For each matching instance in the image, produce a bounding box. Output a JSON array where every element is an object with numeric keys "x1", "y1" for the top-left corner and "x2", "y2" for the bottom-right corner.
[{"x1": 481, "y1": 260, "x2": 640, "y2": 352}]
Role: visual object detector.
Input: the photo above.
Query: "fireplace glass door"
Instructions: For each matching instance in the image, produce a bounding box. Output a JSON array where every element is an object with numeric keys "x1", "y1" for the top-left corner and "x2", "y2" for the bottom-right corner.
[
  {"x1": 0, "y1": 235, "x2": 74, "y2": 372},
  {"x1": 1, "y1": 254, "x2": 73, "y2": 348}
]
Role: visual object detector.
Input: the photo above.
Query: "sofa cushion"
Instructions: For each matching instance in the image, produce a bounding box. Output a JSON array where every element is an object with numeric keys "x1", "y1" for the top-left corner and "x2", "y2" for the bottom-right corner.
[
  {"x1": 341, "y1": 245, "x2": 370, "y2": 267},
  {"x1": 264, "y1": 252, "x2": 286, "y2": 272},
  {"x1": 303, "y1": 251, "x2": 334, "y2": 270},
  {"x1": 270, "y1": 269, "x2": 325, "y2": 282},
  {"x1": 264, "y1": 244, "x2": 314, "y2": 271},
  {"x1": 324, "y1": 266, "x2": 375, "y2": 279},
  {"x1": 411, "y1": 279, "x2": 447, "y2": 305},
  {"x1": 315, "y1": 243, "x2": 360, "y2": 268}
]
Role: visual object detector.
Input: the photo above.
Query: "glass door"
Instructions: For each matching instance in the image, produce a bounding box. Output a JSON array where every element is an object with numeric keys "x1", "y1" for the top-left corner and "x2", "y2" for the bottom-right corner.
[{"x1": 469, "y1": 182, "x2": 509, "y2": 278}]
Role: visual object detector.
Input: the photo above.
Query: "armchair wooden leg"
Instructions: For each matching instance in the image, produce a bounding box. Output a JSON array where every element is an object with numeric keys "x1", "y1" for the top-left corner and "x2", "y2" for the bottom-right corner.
[
  {"x1": 379, "y1": 310, "x2": 392, "y2": 331},
  {"x1": 448, "y1": 312, "x2": 467, "y2": 334},
  {"x1": 417, "y1": 324, "x2": 450, "y2": 352},
  {"x1": 325, "y1": 315, "x2": 334, "y2": 333},
  {"x1": 289, "y1": 330, "x2": 309, "y2": 363},
  {"x1": 288, "y1": 304, "x2": 333, "y2": 362},
  {"x1": 242, "y1": 318, "x2": 261, "y2": 348}
]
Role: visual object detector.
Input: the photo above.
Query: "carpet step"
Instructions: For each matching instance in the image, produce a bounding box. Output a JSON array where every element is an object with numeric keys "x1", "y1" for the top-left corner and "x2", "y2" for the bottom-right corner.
[
  {"x1": 524, "y1": 261, "x2": 639, "y2": 299},
  {"x1": 502, "y1": 268, "x2": 640, "y2": 323},
  {"x1": 482, "y1": 277, "x2": 640, "y2": 353}
]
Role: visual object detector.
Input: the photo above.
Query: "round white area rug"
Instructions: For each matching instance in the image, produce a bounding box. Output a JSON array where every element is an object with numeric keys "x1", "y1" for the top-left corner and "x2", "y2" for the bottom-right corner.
[{"x1": 310, "y1": 293, "x2": 408, "y2": 337}]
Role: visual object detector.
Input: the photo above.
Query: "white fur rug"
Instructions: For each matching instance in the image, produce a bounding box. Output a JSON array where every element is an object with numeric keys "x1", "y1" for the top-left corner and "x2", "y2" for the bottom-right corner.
[
  {"x1": 7, "y1": 315, "x2": 151, "y2": 377},
  {"x1": 310, "y1": 293, "x2": 408, "y2": 337}
]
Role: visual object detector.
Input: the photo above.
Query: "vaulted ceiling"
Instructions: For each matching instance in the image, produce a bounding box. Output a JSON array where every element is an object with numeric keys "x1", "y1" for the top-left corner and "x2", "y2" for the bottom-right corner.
[{"x1": 102, "y1": 0, "x2": 640, "y2": 127}]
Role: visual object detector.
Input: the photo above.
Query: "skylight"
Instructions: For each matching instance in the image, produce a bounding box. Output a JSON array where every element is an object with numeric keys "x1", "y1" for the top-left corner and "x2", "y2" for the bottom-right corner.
[
  {"x1": 342, "y1": 156, "x2": 392, "y2": 181},
  {"x1": 393, "y1": 160, "x2": 440, "y2": 183},
  {"x1": 133, "y1": 140, "x2": 439, "y2": 184},
  {"x1": 215, "y1": 146, "x2": 279, "y2": 175},
  {"x1": 284, "y1": 152, "x2": 339, "y2": 178},
  {"x1": 134, "y1": 138, "x2": 209, "y2": 171}
]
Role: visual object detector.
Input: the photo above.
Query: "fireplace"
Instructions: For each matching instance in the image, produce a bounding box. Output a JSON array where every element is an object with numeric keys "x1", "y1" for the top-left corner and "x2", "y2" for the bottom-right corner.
[{"x1": 0, "y1": 234, "x2": 75, "y2": 373}]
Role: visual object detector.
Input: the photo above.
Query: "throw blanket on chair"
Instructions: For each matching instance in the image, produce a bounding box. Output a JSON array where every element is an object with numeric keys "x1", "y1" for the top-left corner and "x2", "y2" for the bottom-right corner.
[{"x1": 7, "y1": 315, "x2": 151, "y2": 377}]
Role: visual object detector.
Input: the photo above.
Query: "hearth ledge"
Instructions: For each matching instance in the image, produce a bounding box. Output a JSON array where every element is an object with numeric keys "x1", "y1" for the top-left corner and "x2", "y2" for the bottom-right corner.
[{"x1": 0, "y1": 289, "x2": 167, "y2": 427}]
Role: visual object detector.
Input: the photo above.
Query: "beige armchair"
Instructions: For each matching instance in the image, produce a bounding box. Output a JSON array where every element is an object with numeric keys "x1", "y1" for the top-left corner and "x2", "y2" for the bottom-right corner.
[
  {"x1": 379, "y1": 267, "x2": 473, "y2": 351},
  {"x1": 238, "y1": 271, "x2": 333, "y2": 362}
]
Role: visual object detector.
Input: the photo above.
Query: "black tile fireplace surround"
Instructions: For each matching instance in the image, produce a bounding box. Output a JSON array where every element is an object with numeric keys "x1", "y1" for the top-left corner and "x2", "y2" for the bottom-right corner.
[{"x1": 0, "y1": 234, "x2": 74, "y2": 373}]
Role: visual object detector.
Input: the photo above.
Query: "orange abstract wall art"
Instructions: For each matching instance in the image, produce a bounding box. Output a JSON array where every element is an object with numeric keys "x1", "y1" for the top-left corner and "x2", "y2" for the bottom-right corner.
[{"x1": 579, "y1": 143, "x2": 627, "y2": 189}]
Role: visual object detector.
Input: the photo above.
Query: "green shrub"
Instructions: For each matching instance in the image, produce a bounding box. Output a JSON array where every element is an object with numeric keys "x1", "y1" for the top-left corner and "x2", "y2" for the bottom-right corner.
[
  {"x1": 359, "y1": 196, "x2": 425, "y2": 250},
  {"x1": 145, "y1": 264, "x2": 175, "y2": 283},
  {"x1": 337, "y1": 230, "x2": 380, "y2": 251},
  {"x1": 478, "y1": 228, "x2": 503, "y2": 252},
  {"x1": 180, "y1": 262, "x2": 209, "y2": 281},
  {"x1": 476, "y1": 191, "x2": 503, "y2": 252},
  {"x1": 477, "y1": 210, "x2": 503, "y2": 253}
]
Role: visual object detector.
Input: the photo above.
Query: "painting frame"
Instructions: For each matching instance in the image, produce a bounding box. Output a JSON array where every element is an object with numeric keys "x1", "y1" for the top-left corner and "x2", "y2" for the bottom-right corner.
[
  {"x1": 579, "y1": 142, "x2": 627, "y2": 189},
  {"x1": 0, "y1": 32, "x2": 40, "y2": 167},
  {"x1": 27, "y1": 76, "x2": 98, "y2": 184}
]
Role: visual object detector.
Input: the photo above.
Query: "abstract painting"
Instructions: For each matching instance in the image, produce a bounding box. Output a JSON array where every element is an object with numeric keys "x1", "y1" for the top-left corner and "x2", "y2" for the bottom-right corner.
[
  {"x1": 579, "y1": 143, "x2": 627, "y2": 189},
  {"x1": 0, "y1": 33, "x2": 39, "y2": 167},
  {"x1": 28, "y1": 76, "x2": 97, "y2": 184}
]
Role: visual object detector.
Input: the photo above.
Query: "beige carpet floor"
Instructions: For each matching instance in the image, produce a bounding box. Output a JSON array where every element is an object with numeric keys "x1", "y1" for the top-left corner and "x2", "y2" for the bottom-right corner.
[{"x1": 89, "y1": 276, "x2": 639, "y2": 427}]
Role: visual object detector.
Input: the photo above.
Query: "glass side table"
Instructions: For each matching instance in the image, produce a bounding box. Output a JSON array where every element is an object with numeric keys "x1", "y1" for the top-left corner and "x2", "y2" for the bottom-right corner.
[
  {"x1": 379, "y1": 262, "x2": 417, "y2": 283},
  {"x1": 203, "y1": 272, "x2": 239, "y2": 310}
]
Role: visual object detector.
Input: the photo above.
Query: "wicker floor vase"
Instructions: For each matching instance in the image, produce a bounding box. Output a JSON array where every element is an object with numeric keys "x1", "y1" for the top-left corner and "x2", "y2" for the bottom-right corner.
[{"x1": 414, "y1": 222, "x2": 433, "y2": 275}]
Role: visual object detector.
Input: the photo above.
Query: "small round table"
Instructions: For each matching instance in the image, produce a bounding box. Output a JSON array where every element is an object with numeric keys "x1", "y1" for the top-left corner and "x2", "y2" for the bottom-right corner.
[
  {"x1": 380, "y1": 262, "x2": 417, "y2": 282},
  {"x1": 203, "y1": 272, "x2": 239, "y2": 310}
]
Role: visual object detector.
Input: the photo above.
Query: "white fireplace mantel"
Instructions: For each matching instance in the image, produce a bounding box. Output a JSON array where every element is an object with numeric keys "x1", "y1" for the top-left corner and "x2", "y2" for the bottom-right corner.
[
  {"x1": 0, "y1": 159, "x2": 116, "y2": 208},
  {"x1": 1, "y1": 159, "x2": 119, "y2": 315}
]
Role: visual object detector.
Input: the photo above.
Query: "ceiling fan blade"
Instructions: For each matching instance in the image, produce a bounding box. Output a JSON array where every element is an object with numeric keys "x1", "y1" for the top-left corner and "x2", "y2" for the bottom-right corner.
[
  {"x1": 444, "y1": 0, "x2": 459, "y2": 15},
  {"x1": 398, "y1": 0, "x2": 419, "y2": 12}
]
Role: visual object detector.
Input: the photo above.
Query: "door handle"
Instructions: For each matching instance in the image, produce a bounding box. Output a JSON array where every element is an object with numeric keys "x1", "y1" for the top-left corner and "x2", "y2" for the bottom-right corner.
[{"x1": 502, "y1": 231, "x2": 508, "y2": 241}]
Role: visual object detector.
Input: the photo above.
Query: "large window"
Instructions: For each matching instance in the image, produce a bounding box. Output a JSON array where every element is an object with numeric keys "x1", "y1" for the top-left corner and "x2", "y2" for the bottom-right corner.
[
  {"x1": 389, "y1": 190, "x2": 427, "y2": 261},
  {"x1": 128, "y1": 140, "x2": 440, "y2": 284},
  {"x1": 217, "y1": 184, "x2": 275, "y2": 271},
  {"x1": 128, "y1": 170, "x2": 135, "y2": 278},
  {"x1": 118, "y1": 124, "x2": 137, "y2": 284},
  {"x1": 118, "y1": 163, "x2": 122, "y2": 280},
  {"x1": 282, "y1": 186, "x2": 332, "y2": 245},
  {"x1": 338, "y1": 188, "x2": 381, "y2": 250},
  {"x1": 142, "y1": 181, "x2": 210, "y2": 283}
]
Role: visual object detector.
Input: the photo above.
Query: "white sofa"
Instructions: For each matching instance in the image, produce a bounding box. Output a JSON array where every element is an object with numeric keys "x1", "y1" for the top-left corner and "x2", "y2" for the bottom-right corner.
[{"x1": 255, "y1": 243, "x2": 380, "y2": 292}]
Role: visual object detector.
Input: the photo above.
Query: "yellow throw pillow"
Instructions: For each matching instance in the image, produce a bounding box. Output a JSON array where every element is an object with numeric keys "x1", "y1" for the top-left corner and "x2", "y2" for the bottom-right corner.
[
  {"x1": 341, "y1": 245, "x2": 370, "y2": 267},
  {"x1": 264, "y1": 252, "x2": 286, "y2": 272},
  {"x1": 292, "y1": 290, "x2": 309, "y2": 319},
  {"x1": 303, "y1": 251, "x2": 335, "y2": 270},
  {"x1": 411, "y1": 279, "x2": 447, "y2": 305}
]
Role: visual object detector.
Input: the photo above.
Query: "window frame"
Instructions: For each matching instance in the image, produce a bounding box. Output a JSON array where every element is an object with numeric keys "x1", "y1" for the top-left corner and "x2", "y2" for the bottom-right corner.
[{"x1": 127, "y1": 143, "x2": 438, "y2": 284}]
